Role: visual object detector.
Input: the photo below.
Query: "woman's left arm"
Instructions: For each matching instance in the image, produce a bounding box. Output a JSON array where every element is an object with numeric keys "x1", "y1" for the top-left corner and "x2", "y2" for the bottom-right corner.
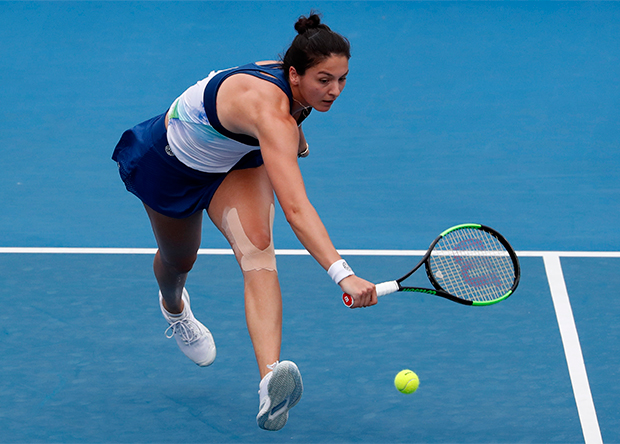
[
  {"x1": 259, "y1": 117, "x2": 375, "y2": 307},
  {"x1": 217, "y1": 80, "x2": 376, "y2": 306},
  {"x1": 258, "y1": 114, "x2": 337, "y2": 269}
]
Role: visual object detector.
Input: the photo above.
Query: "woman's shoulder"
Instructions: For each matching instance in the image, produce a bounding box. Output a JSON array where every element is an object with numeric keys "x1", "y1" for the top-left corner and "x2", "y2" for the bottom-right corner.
[
  {"x1": 216, "y1": 62, "x2": 293, "y2": 127},
  {"x1": 220, "y1": 61, "x2": 289, "y2": 102}
]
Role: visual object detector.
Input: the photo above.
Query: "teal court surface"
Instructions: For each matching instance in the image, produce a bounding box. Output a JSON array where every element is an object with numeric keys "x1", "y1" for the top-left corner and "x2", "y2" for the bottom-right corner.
[{"x1": 1, "y1": 2, "x2": 618, "y2": 443}]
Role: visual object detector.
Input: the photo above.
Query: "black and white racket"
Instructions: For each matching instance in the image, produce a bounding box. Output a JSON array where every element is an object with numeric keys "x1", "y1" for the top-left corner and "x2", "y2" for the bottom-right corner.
[{"x1": 343, "y1": 224, "x2": 520, "y2": 308}]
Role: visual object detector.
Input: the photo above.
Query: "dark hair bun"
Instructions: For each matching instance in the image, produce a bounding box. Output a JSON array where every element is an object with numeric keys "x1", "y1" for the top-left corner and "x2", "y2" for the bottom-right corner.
[
  {"x1": 282, "y1": 11, "x2": 350, "y2": 75},
  {"x1": 294, "y1": 13, "x2": 323, "y2": 34}
]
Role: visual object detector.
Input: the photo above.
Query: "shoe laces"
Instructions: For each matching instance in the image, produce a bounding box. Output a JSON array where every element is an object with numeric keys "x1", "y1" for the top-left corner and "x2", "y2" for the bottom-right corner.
[
  {"x1": 165, "y1": 318, "x2": 203, "y2": 344},
  {"x1": 267, "y1": 361, "x2": 279, "y2": 371}
]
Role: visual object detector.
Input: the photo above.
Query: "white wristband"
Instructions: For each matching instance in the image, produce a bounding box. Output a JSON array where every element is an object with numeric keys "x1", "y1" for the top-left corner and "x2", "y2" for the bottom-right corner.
[{"x1": 328, "y1": 259, "x2": 355, "y2": 284}]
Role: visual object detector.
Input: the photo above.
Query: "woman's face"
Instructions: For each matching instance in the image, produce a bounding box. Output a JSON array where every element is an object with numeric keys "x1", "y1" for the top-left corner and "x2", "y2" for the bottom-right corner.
[{"x1": 294, "y1": 54, "x2": 349, "y2": 112}]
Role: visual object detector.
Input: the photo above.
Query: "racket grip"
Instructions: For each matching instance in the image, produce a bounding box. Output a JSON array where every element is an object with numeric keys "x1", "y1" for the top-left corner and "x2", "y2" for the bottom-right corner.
[
  {"x1": 342, "y1": 280, "x2": 400, "y2": 308},
  {"x1": 375, "y1": 280, "x2": 400, "y2": 296}
]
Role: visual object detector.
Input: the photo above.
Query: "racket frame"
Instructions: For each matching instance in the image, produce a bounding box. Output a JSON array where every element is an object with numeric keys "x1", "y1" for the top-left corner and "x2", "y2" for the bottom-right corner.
[{"x1": 343, "y1": 223, "x2": 520, "y2": 307}]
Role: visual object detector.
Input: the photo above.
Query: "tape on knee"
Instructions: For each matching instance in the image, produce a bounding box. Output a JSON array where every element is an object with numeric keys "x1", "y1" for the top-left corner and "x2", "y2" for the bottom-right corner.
[{"x1": 222, "y1": 204, "x2": 277, "y2": 273}]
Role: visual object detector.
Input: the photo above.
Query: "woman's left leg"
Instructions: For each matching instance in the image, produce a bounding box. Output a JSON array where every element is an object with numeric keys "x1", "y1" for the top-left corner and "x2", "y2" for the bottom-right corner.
[
  {"x1": 207, "y1": 165, "x2": 282, "y2": 379},
  {"x1": 209, "y1": 165, "x2": 304, "y2": 431}
]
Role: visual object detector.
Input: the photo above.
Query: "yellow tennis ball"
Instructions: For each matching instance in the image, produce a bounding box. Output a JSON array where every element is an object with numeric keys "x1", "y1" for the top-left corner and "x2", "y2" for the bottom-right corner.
[{"x1": 394, "y1": 369, "x2": 419, "y2": 394}]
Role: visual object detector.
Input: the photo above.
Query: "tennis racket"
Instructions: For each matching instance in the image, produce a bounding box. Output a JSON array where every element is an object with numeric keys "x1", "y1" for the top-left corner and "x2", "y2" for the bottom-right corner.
[{"x1": 343, "y1": 224, "x2": 520, "y2": 308}]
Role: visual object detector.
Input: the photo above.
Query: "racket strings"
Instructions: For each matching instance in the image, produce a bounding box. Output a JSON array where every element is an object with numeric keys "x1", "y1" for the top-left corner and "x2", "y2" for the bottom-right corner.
[{"x1": 429, "y1": 228, "x2": 516, "y2": 302}]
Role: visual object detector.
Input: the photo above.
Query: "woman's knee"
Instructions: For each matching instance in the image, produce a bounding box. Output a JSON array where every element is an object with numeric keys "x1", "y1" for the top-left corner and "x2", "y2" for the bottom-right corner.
[
  {"x1": 222, "y1": 205, "x2": 276, "y2": 273},
  {"x1": 155, "y1": 249, "x2": 198, "y2": 275}
]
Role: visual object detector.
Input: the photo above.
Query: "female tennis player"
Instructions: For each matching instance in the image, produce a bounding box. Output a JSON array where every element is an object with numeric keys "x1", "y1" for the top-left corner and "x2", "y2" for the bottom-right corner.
[{"x1": 112, "y1": 13, "x2": 376, "y2": 431}]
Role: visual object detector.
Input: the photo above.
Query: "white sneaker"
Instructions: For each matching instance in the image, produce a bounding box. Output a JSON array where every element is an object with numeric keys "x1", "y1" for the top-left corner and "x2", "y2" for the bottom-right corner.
[
  {"x1": 257, "y1": 361, "x2": 303, "y2": 431},
  {"x1": 159, "y1": 288, "x2": 216, "y2": 367}
]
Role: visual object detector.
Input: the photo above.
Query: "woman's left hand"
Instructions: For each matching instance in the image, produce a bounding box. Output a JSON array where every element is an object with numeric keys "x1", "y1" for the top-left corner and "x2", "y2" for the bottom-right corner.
[{"x1": 339, "y1": 275, "x2": 377, "y2": 308}]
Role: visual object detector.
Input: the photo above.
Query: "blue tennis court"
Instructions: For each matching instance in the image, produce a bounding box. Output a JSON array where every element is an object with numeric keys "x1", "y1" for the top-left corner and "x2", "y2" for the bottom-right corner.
[{"x1": 1, "y1": 2, "x2": 618, "y2": 443}]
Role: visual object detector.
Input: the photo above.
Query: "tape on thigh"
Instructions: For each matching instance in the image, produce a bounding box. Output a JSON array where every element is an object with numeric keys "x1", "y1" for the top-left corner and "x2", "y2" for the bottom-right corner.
[{"x1": 222, "y1": 204, "x2": 276, "y2": 272}]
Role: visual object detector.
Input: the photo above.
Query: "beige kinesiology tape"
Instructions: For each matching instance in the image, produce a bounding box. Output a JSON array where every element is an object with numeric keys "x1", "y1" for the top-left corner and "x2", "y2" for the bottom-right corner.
[{"x1": 222, "y1": 204, "x2": 277, "y2": 272}]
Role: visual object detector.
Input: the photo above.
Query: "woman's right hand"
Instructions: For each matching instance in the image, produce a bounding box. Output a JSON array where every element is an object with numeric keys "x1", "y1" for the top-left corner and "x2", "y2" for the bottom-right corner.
[{"x1": 339, "y1": 275, "x2": 377, "y2": 308}]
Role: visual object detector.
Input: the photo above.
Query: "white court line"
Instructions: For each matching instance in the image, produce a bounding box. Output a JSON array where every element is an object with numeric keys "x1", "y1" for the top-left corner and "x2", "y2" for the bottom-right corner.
[
  {"x1": 543, "y1": 254, "x2": 603, "y2": 444},
  {"x1": 0, "y1": 248, "x2": 613, "y2": 442},
  {"x1": 1, "y1": 247, "x2": 620, "y2": 258}
]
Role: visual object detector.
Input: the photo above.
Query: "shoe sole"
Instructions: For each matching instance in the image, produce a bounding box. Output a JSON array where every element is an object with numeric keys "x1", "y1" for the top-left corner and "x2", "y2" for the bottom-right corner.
[
  {"x1": 192, "y1": 335, "x2": 217, "y2": 367},
  {"x1": 257, "y1": 361, "x2": 303, "y2": 431}
]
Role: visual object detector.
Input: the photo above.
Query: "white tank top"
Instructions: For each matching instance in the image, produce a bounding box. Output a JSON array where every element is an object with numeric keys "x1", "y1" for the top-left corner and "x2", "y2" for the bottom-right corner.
[{"x1": 165, "y1": 70, "x2": 260, "y2": 173}]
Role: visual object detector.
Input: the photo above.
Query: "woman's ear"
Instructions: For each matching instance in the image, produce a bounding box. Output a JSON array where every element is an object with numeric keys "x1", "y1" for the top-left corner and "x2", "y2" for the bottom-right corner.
[{"x1": 289, "y1": 66, "x2": 301, "y2": 86}]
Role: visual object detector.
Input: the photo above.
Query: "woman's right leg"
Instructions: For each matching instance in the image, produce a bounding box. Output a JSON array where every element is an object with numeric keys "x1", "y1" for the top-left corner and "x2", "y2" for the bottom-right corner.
[
  {"x1": 144, "y1": 204, "x2": 203, "y2": 314},
  {"x1": 143, "y1": 203, "x2": 216, "y2": 367}
]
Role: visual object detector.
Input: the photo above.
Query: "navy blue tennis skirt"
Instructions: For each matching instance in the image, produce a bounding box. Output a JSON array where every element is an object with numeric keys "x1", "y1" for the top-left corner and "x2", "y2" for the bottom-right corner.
[{"x1": 112, "y1": 113, "x2": 263, "y2": 218}]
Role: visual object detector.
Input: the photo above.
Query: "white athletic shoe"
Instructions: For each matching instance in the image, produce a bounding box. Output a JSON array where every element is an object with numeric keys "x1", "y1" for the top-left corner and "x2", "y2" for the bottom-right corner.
[
  {"x1": 159, "y1": 288, "x2": 216, "y2": 367},
  {"x1": 257, "y1": 361, "x2": 303, "y2": 431}
]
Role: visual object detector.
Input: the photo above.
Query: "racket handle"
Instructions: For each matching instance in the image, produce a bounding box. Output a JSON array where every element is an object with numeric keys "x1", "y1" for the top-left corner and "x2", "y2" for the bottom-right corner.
[
  {"x1": 342, "y1": 281, "x2": 400, "y2": 307},
  {"x1": 376, "y1": 280, "x2": 400, "y2": 296}
]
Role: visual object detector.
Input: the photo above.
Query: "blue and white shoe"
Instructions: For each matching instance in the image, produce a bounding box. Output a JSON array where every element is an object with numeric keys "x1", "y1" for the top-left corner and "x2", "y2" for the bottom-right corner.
[
  {"x1": 159, "y1": 288, "x2": 216, "y2": 367},
  {"x1": 257, "y1": 361, "x2": 303, "y2": 431}
]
